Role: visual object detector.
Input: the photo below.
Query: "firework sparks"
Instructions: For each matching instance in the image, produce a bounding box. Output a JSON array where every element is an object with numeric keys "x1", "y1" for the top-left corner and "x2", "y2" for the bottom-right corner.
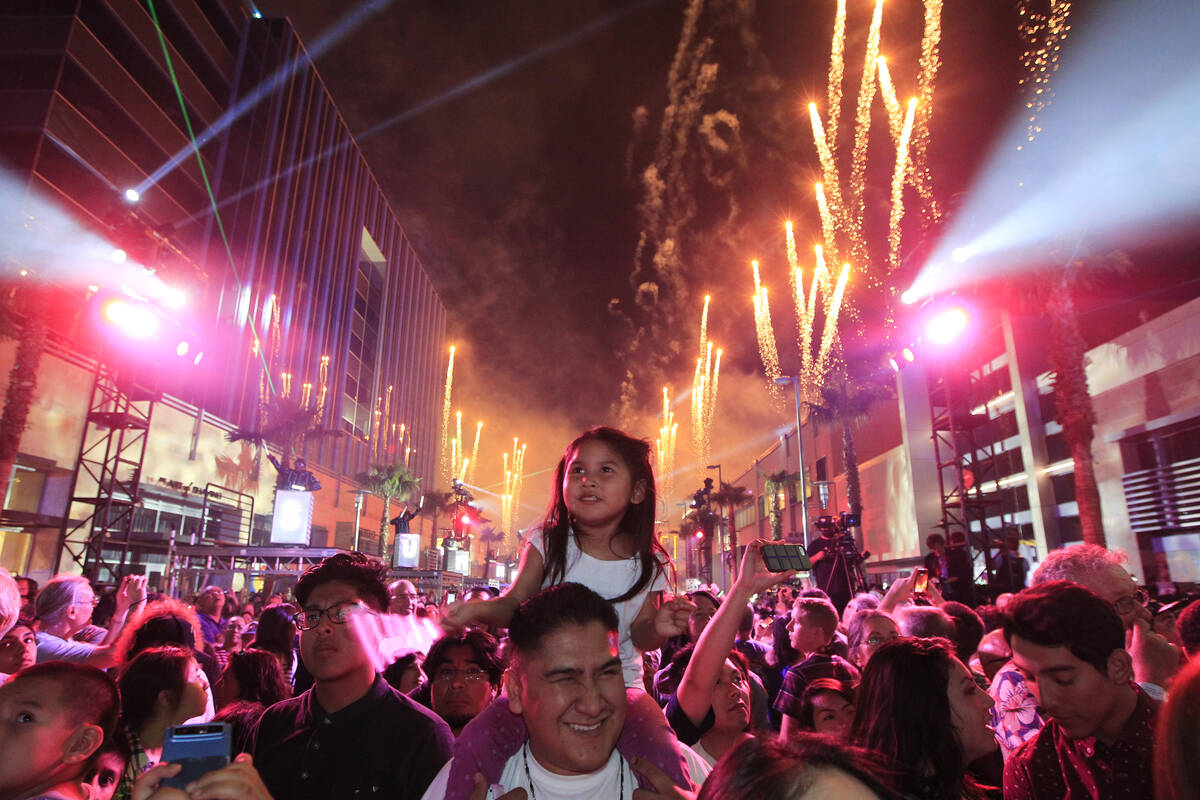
[
  {"x1": 847, "y1": 0, "x2": 885, "y2": 269},
  {"x1": 440, "y1": 346, "x2": 455, "y2": 484},
  {"x1": 453, "y1": 411, "x2": 464, "y2": 480},
  {"x1": 751, "y1": 261, "x2": 782, "y2": 398},
  {"x1": 809, "y1": 111, "x2": 850, "y2": 264},
  {"x1": 814, "y1": 263, "x2": 851, "y2": 383},
  {"x1": 910, "y1": 0, "x2": 944, "y2": 226},
  {"x1": 691, "y1": 295, "x2": 723, "y2": 464},
  {"x1": 467, "y1": 421, "x2": 482, "y2": 484},
  {"x1": 825, "y1": 0, "x2": 848, "y2": 148},
  {"x1": 656, "y1": 387, "x2": 678, "y2": 508},
  {"x1": 501, "y1": 439, "x2": 528, "y2": 547},
  {"x1": 1017, "y1": 0, "x2": 1072, "y2": 151},
  {"x1": 888, "y1": 98, "x2": 919, "y2": 277},
  {"x1": 876, "y1": 58, "x2": 903, "y2": 139}
]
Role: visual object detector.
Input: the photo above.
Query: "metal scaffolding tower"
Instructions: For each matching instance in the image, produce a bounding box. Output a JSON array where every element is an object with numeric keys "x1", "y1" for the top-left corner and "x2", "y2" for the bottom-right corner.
[
  {"x1": 928, "y1": 365, "x2": 1014, "y2": 587},
  {"x1": 55, "y1": 363, "x2": 156, "y2": 581}
]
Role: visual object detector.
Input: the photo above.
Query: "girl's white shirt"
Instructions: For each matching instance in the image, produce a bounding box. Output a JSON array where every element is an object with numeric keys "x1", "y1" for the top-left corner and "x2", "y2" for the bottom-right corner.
[{"x1": 531, "y1": 528, "x2": 668, "y2": 688}]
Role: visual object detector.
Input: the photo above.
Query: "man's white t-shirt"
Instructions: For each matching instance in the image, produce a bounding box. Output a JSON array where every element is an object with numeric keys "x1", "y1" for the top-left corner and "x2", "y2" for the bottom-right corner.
[
  {"x1": 531, "y1": 530, "x2": 669, "y2": 688},
  {"x1": 423, "y1": 746, "x2": 632, "y2": 800},
  {"x1": 421, "y1": 743, "x2": 711, "y2": 800}
]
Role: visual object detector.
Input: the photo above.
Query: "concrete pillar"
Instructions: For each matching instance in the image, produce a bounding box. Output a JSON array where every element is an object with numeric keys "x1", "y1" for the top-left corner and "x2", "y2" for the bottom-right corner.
[
  {"x1": 896, "y1": 364, "x2": 946, "y2": 554},
  {"x1": 1003, "y1": 312, "x2": 1061, "y2": 561}
]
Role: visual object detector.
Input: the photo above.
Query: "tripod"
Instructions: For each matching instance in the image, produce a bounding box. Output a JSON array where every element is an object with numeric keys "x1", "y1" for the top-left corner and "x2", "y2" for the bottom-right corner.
[{"x1": 818, "y1": 541, "x2": 868, "y2": 609}]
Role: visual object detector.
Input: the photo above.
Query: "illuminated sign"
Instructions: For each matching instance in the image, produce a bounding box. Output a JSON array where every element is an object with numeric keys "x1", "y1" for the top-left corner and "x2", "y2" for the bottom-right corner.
[
  {"x1": 270, "y1": 490, "x2": 314, "y2": 545},
  {"x1": 393, "y1": 533, "x2": 420, "y2": 568}
]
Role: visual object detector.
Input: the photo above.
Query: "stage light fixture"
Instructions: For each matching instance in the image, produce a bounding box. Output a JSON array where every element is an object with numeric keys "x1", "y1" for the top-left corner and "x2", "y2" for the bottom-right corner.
[
  {"x1": 110, "y1": 248, "x2": 128, "y2": 264},
  {"x1": 888, "y1": 356, "x2": 901, "y2": 373},
  {"x1": 176, "y1": 341, "x2": 189, "y2": 357},
  {"x1": 901, "y1": 346, "x2": 917, "y2": 363},
  {"x1": 925, "y1": 307, "x2": 970, "y2": 346},
  {"x1": 124, "y1": 188, "x2": 140, "y2": 203},
  {"x1": 103, "y1": 299, "x2": 159, "y2": 340}
]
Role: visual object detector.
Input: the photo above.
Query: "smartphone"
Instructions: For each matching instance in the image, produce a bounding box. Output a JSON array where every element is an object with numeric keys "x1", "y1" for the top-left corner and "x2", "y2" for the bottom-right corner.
[
  {"x1": 445, "y1": 592, "x2": 457, "y2": 603},
  {"x1": 160, "y1": 723, "x2": 231, "y2": 789},
  {"x1": 914, "y1": 567, "x2": 929, "y2": 594},
  {"x1": 761, "y1": 543, "x2": 813, "y2": 573}
]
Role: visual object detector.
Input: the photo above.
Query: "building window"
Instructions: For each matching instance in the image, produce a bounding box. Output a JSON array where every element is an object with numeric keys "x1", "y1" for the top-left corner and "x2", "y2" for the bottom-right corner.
[
  {"x1": 4, "y1": 465, "x2": 45, "y2": 514},
  {"x1": 1120, "y1": 415, "x2": 1200, "y2": 534},
  {"x1": 342, "y1": 230, "x2": 385, "y2": 438}
]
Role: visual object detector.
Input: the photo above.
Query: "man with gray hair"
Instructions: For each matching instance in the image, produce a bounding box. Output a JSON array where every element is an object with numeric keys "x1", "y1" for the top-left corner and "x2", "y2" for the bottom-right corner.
[
  {"x1": 988, "y1": 543, "x2": 1178, "y2": 759},
  {"x1": 0, "y1": 568, "x2": 20, "y2": 640},
  {"x1": 35, "y1": 573, "x2": 147, "y2": 668}
]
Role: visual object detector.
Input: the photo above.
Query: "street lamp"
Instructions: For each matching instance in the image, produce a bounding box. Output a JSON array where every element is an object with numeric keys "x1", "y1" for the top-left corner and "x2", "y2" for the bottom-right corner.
[
  {"x1": 351, "y1": 490, "x2": 368, "y2": 552},
  {"x1": 774, "y1": 376, "x2": 811, "y2": 546}
]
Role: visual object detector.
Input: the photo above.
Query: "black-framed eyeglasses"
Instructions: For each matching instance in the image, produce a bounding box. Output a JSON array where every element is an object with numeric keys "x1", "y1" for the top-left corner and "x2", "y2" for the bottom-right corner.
[
  {"x1": 292, "y1": 601, "x2": 364, "y2": 631},
  {"x1": 1112, "y1": 588, "x2": 1150, "y2": 616}
]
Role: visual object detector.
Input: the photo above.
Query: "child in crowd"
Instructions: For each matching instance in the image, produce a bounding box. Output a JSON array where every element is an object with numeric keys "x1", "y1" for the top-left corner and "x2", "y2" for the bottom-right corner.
[
  {"x1": 776, "y1": 596, "x2": 860, "y2": 740},
  {"x1": 441, "y1": 426, "x2": 696, "y2": 798},
  {"x1": 0, "y1": 661, "x2": 120, "y2": 800},
  {"x1": 0, "y1": 618, "x2": 37, "y2": 680}
]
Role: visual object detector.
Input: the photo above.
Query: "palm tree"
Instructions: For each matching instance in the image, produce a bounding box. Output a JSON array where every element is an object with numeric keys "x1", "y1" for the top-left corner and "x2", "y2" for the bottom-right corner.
[
  {"x1": 764, "y1": 469, "x2": 792, "y2": 540},
  {"x1": 418, "y1": 489, "x2": 456, "y2": 552},
  {"x1": 808, "y1": 372, "x2": 894, "y2": 521},
  {"x1": 0, "y1": 283, "x2": 47, "y2": 504},
  {"x1": 709, "y1": 481, "x2": 752, "y2": 578},
  {"x1": 356, "y1": 463, "x2": 421, "y2": 564},
  {"x1": 1036, "y1": 251, "x2": 1127, "y2": 548}
]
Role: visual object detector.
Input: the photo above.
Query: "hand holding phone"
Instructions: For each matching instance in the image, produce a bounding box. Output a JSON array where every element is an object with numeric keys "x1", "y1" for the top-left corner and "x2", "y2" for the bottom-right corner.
[
  {"x1": 160, "y1": 723, "x2": 231, "y2": 789},
  {"x1": 761, "y1": 543, "x2": 813, "y2": 573},
  {"x1": 913, "y1": 567, "x2": 929, "y2": 595}
]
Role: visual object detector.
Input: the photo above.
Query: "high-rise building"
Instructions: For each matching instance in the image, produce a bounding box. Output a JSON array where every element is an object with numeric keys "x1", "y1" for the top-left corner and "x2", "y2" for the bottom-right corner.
[{"x1": 0, "y1": 1, "x2": 447, "y2": 589}]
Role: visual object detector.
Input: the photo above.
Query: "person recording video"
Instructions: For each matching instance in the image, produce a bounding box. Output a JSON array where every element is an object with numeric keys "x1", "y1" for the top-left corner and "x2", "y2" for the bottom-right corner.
[{"x1": 806, "y1": 518, "x2": 852, "y2": 614}]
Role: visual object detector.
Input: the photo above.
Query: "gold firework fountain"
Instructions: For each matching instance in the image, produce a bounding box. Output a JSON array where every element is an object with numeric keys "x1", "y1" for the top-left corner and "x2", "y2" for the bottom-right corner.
[
  {"x1": 466, "y1": 421, "x2": 483, "y2": 484},
  {"x1": 439, "y1": 346, "x2": 455, "y2": 485},
  {"x1": 808, "y1": 0, "x2": 944, "y2": 308},
  {"x1": 501, "y1": 438, "x2": 528, "y2": 552},
  {"x1": 691, "y1": 296, "x2": 722, "y2": 465},
  {"x1": 656, "y1": 387, "x2": 678, "y2": 511}
]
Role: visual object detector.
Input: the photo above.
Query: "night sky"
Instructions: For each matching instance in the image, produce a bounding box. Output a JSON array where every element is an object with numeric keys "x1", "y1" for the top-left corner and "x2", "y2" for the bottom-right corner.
[{"x1": 252, "y1": 1, "x2": 1184, "y2": 526}]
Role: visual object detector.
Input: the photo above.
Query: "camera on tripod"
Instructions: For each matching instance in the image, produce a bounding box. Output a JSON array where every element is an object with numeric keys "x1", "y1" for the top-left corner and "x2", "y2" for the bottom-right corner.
[{"x1": 814, "y1": 511, "x2": 861, "y2": 547}]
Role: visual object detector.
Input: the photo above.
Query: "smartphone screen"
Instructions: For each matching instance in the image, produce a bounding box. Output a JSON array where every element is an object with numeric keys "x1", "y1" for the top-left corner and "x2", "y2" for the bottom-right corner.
[
  {"x1": 761, "y1": 543, "x2": 813, "y2": 573},
  {"x1": 161, "y1": 724, "x2": 231, "y2": 789},
  {"x1": 914, "y1": 568, "x2": 929, "y2": 594}
]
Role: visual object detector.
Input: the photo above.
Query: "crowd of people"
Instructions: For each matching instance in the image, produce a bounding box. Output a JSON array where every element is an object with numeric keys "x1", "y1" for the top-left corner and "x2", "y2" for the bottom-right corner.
[{"x1": 0, "y1": 425, "x2": 1197, "y2": 800}]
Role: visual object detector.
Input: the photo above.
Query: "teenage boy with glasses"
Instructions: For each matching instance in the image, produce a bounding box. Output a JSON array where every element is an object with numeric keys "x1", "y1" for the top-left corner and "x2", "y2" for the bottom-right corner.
[{"x1": 251, "y1": 552, "x2": 453, "y2": 800}]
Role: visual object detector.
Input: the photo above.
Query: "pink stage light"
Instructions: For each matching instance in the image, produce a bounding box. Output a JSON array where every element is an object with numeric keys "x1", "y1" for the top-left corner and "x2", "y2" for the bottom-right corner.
[
  {"x1": 901, "y1": 346, "x2": 917, "y2": 363},
  {"x1": 102, "y1": 299, "x2": 159, "y2": 340},
  {"x1": 925, "y1": 307, "x2": 970, "y2": 345}
]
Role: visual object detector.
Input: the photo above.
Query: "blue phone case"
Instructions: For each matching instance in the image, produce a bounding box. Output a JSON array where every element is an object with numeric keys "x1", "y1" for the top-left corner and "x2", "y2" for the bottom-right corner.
[{"x1": 161, "y1": 723, "x2": 232, "y2": 789}]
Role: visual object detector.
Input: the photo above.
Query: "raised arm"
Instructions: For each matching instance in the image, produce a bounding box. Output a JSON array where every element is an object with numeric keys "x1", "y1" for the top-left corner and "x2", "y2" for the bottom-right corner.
[
  {"x1": 676, "y1": 540, "x2": 792, "y2": 725},
  {"x1": 442, "y1": 540, "x2": 545, "y2": 632}
]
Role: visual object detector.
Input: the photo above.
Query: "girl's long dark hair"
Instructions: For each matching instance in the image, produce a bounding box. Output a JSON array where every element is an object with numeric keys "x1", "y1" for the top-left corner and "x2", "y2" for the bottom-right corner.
[
  {"x1": 118, "y1": 646, "x2": 193, "y2": 734},
  {"x1": 850, "y1": 637, "x2": 980, "y2": 800},
  {"x1": 540, "y1": 427, "x2": 671, "y2": 603}
]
